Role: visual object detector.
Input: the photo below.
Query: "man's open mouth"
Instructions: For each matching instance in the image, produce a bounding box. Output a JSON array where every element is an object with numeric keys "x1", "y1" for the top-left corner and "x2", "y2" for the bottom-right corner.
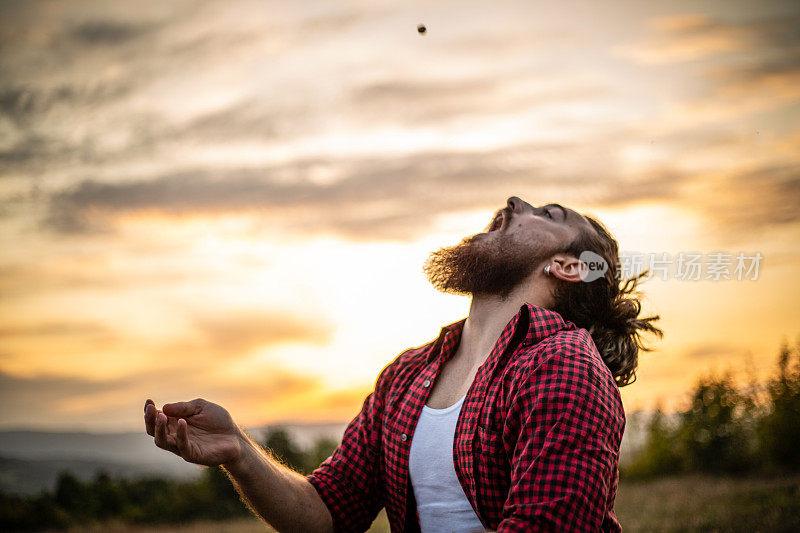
[{"x1": 488, "y1": 209, "x2": 507, "y2": 232}]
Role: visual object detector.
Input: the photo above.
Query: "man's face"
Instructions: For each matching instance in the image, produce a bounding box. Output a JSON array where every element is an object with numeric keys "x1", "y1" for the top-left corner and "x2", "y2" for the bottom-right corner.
[
  {"x1": 423, "y1": 196, "x2": 592, "y2": 297},
  {"x1": 481, "y1": 196, "x2": 592, "y2": 251}
]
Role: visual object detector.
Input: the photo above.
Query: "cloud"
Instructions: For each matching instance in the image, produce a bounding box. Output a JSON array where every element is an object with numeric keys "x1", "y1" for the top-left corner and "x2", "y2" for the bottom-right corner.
[
  {"x1": 0, "y1": 320, "x2": 122, "y2": 360},
  {"x1": 0, "y1": 3, "x2": 267, "y2": 170},
  {"x1": 195, "y1": 370, "x2": 324, "y2": 409},
  {"x1": 10, "y1": 1, "x2": 795, "y2": 250},
  {"x1": 616, "y1": 12, "x2": 800, "y2": 65},
  {"x1": 118, "y1": 364, "x2": 323, "y2": 407},
  {"x1": 0, "y1": 370, "x2": 128, "y2": 427},
  {"x1": 0, "y1": 308, "x2": 335, "y2": 428},
  {"x1": 698, "y1": 164, "x2": 800, "y2": 235},
  {"x1": 709, "y1": 57, "x2": 800, "y2": 101},
  {"x1": 189, "y1": 309, "x2": 333, "y2": 354},
  {"x1": 683, "y1": 343, "x2": 750, "y2": 360},
  {"x1": 0, "y1": 364, "x2": 326, "y2": 429},
  {"x1": 0, "y1": 321, "x2": 112, "y2": 339},
  {"x1": 591, "y1": 168, "x2": 694, "y2": 207},
  {"x1": 0, "y1": 82, "x2": 134, "y2": 126},
  {"x1": 0, "y1": 0, "x2": 611, "y2": 182},
  {"x1": 0, "y1": 259, "x2": 204, "y2": 299},
  {"x1": 615, "y1": 14, "x2": 750, "y2": 64},
  {"x1": 39, "y1": 138, "x2": 692, "y2": 240},
  {"x1": 347, "y1": 77, "x2": 609, "y2": 127},
  {"x1": 0, "y1": 370, "x2": 122, "y2": 398},
  {"x1": 349, "y1": 77, "x2": 500, "y2": 125},
  {"x1": 0, "y1": 73, "x2": 608, "y2": 178},
  {"x1": 69, "y1": 20, "x2": 152, "y2": 46},
  {"x1": 315, "y1": 386, "x2": 372, "y2": 411},
  {"x1": 36, "y1": 127, "x2": 797, "y2": 244},
  {"x1": 0, "y1": 308, "x2": 333, "y2": 377},
  {"x1": 127, "y1": 308, "x2": 336, "y2": 375}
]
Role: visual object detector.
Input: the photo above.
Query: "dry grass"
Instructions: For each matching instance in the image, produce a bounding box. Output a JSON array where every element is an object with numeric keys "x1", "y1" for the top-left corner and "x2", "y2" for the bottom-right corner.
[
  {"x1": 615, "y1": 473, "x2": 800, "y2": 532},
  {"x1": 57, "y1": 518, "x2": 269, "y2": 532},
  {"x1": 54, "y1": 475, "x2": 800, "y2": 532},
  {"x1": 54, "y1": 511, "x2": 390, "y2": 533}
]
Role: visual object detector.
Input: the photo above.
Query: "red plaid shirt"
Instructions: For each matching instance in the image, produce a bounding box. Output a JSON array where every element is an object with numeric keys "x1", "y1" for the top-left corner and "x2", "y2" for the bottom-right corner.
[{"x1": 307, "y1": 303, "x2": 625, "y2": 532}]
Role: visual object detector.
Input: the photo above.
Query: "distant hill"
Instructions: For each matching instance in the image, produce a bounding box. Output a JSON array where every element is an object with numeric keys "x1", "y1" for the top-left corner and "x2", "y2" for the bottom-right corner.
[
  {"x1": 0, "y1": 455, "x2": 201, "y2": 495},
  {"x1": 0, "y1": 422, "x2": 348, "y2": 495}
]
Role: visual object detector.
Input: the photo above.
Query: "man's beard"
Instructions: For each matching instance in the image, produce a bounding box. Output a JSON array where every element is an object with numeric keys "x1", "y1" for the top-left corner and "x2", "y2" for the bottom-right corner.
[{"x1": 423, "y1": 230, "x2": 556, "y2": 299}]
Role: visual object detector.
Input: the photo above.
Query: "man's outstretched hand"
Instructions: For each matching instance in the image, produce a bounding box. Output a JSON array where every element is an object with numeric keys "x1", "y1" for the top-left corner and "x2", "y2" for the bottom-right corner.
[
  {"x1": 144, "y1": 398, "x2": 243, "y2": 467},
  {"x1": 146, "y1": 398, "x2": 335, "y2": 532}
]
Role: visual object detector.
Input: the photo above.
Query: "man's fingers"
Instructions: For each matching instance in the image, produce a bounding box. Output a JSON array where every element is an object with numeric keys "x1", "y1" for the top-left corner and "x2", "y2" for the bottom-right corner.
[
  {"x1": 163, "y1": 398, "x2": 203, "y2": 418},
  {"x1": 176, "y1": 418, "x2": 192, "y2": 460},
  {"x1": 154, "y1": 411, "x2": 167, "y2": 448},
  {"x1": 154, "y1": 412, "x2": 179, "y2": 453},
  {"x1": 144, "y1": 401, "x2": 156, "y2": 437}
]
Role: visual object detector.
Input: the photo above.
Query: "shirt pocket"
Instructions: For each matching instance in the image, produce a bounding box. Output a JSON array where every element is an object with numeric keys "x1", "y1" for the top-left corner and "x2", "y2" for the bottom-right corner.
[
  {"x1": 476, "y1": 422, "x2": 506, "y2": 461},
  {"x1": 474, "y1": 422, "x2": 511, "y2": 508}
]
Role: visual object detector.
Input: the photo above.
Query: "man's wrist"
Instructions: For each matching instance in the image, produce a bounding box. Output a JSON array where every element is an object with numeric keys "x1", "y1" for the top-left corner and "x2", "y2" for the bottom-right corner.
[{"x1": 223, "y1": 426, "x2": 259, "y2": 478}]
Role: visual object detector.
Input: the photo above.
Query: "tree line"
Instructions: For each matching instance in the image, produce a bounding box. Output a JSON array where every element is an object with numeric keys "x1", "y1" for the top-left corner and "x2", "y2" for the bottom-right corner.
[{"x1": 622, "y1": 338, "x2": 800, "y2": 477}]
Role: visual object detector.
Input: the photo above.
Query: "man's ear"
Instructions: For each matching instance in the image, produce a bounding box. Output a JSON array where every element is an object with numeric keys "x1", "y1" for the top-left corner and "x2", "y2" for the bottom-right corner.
[{"x1": 548, "y1": 254, "x2": 586, "y2": 283}]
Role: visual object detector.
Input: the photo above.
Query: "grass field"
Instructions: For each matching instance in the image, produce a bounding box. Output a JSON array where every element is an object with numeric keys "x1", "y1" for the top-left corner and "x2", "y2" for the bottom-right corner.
[
  {"x1": 53, "y1": 473, "x2": 800, "y2": 532},
  {"x1": 614, "y1": 473, "x2": 800, "y2": 532}
]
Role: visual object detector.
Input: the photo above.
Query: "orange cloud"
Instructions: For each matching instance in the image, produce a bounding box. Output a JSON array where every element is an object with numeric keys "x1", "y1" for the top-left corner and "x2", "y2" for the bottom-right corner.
[
  {"x1": 615, "y1": 14, "x2": 749, "y2": 64},
  {"x1": 189, "y1": 309, "x2": 333, "y2": 354}
]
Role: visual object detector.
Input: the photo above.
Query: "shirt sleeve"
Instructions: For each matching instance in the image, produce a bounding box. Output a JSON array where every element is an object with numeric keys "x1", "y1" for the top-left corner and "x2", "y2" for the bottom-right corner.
[
  {"x1": 306, "y1": 362, "x2": 394, "y2": 532},
  {"x1": 496, "y1": 345, "x2": 625, "y2": 532}
]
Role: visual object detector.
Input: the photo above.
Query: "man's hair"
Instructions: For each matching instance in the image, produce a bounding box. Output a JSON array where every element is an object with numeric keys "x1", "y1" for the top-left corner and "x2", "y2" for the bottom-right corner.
[{"x1": 550, "y1": 215, "x2": 663, "y2": 387}]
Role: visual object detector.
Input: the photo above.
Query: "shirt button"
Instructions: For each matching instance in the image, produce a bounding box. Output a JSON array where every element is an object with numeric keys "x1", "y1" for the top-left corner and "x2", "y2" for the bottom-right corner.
[
  {"x1": 401, "y1": 433, "x2": 408, "y2": 442},
  {"x1": 423, "y1": 379, "x2": 431, "y2": 388}
]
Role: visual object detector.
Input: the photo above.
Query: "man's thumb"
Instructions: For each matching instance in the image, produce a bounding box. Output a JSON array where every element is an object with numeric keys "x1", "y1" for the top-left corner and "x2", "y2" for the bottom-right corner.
[{"x1": 163, "y1": 398, "x2": 203, "y2": 418}]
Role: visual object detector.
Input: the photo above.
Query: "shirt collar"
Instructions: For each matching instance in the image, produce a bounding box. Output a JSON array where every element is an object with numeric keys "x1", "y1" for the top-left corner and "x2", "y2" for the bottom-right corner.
[{"x1": 426, "y1": 302, "x2": 573, "y2": 364}]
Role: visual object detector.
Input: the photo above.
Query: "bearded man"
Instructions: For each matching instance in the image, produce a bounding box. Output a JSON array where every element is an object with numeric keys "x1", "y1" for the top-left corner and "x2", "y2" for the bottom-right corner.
[{"x1": 144, "y1": 196, "x2": 662, "y2": 532}]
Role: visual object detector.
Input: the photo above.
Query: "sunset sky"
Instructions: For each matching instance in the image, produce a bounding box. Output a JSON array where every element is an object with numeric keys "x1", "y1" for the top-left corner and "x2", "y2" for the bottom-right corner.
[{"x1": 1, "y1": 0, "x2": 798, "y2": 432}]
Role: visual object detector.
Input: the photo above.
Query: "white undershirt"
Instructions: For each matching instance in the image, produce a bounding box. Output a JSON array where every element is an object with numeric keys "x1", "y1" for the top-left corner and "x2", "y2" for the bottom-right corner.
[{"x1": 408, "y1": 395, "x2": 485, "y2": 533}]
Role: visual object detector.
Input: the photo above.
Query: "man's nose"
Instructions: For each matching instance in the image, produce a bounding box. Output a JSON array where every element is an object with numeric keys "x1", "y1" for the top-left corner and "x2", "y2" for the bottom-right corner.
[{"x1": 507, "y1": 196, "x2": 534, "y2": 214}]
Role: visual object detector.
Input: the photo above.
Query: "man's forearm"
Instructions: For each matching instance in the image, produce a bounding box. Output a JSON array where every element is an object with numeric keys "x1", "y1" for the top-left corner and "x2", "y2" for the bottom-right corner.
[{"x1": 222, "y1": 428, "x2": 334, "y2": 532}]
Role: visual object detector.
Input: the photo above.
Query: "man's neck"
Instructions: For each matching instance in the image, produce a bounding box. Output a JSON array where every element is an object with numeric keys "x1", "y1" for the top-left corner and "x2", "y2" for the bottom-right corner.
[{"x1": 457, "y1": 282, "x2": 551, "y2": 367}]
